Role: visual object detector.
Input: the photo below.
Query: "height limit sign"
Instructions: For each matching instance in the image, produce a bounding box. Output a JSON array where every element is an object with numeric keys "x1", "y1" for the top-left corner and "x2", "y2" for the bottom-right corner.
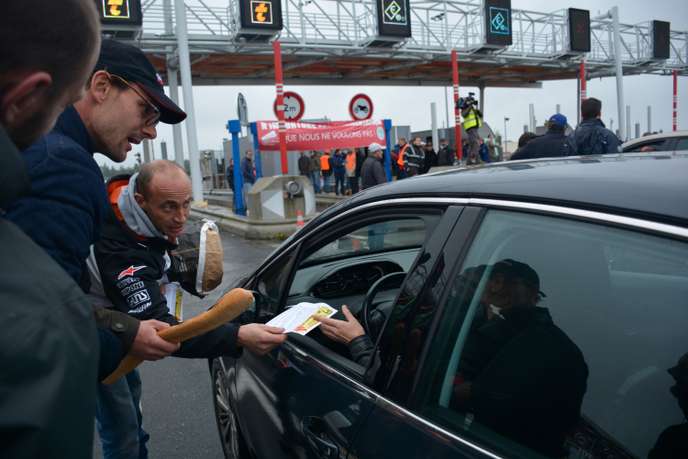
[{"x1": 273, "y1": 91, "x2": 305, "y2": 121}]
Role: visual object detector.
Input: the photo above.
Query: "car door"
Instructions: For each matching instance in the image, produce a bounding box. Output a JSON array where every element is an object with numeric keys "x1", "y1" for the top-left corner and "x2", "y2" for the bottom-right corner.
[
  {"x1": 231, "y1": 202, "x2": 462, "y2": 459},
  {"x1": 353, "y1": 203, "x2": 688, "y2": 459}
]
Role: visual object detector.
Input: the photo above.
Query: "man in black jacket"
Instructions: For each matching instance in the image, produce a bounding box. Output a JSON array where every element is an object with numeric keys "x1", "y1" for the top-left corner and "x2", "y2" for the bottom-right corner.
[
  {"x1": 437, "y1": 138, "x2": 455, "y2": 166},
  {"x1": 1, "y1": 1, "x2": 103, "y2": 457},
  {"x1": 510, "y1": 114, "x2": 576, "y2": 160},
  {"x1": 360, "y1": 142, "x2": 387, "y2": 189},
  {"x1": 89, "y1": 160, "x2": 287, "y2": 457},
  {"x1": 298, "y1": 151, "x2": 311, "y2": 176},
  {"x1": 570, "y1": 97, "x2": 621, "y2": 155}
]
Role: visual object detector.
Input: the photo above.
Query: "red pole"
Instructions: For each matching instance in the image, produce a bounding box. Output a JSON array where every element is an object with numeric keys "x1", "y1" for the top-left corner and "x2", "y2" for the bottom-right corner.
[
  {"x1": 673, "y1": 70, "x2": 678, "y2": 132},
  {"x1": 273, "y1": 40, "x2": 288, "y2": 174},
  {"x1": 451, "y1": 50, "x2": 462, "y2": 162}
]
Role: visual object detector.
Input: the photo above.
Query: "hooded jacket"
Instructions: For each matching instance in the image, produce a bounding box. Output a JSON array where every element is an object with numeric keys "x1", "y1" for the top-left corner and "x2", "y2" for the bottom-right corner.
[{"x1": 88, "y1": 175, "x2": 242, "y2": 359}]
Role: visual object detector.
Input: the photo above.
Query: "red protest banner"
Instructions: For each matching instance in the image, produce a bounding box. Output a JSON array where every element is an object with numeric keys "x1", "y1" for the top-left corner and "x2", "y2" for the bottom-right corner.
[{"x1": 256, "y1": 119, "x2": 386, "y2": 151}]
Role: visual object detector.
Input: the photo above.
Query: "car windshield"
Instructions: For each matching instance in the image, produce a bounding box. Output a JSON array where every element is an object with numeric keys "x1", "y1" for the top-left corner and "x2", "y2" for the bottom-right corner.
[{"x1": 303, "y1": 218, "x2": 427, "y2": 265}]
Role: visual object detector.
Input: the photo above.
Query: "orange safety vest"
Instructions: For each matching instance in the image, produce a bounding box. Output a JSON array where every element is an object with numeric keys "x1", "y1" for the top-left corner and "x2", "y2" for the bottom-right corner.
[
  {"x1": 345, "y1": 152, "x2": 356, "y2": 172},
  {"x1": 397, "y1": 144, "x2": 410, "y2": 167},
  {"x1": 320, "y1": 155, "x2": 331, "y2": 171}
]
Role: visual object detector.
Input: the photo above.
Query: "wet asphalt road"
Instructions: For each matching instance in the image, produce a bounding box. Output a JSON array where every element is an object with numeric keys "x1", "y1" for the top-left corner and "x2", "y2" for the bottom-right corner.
[{"x1": 94, "y1": 231, "x2": 279, "y2": 459}]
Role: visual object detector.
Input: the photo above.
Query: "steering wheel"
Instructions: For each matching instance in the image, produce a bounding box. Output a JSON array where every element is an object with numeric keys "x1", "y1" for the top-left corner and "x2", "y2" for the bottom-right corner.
[{"x1": 361, "y1": 271, "x2": 407, "y2": 339}]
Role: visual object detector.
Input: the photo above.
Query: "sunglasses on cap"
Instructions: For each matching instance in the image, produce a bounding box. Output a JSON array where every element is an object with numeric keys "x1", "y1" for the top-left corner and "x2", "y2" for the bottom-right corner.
[{"x1": 107, "y1": 73, "x2": 161, "y2": 127}]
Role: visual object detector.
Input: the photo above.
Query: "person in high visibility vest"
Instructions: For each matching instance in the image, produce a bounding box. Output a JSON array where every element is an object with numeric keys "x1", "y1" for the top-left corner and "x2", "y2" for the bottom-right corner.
[
  {"x1": 345, "y1": 149, "x2": 358, "y2": 194},
  {"x1": 396, "y1": 137, "x2": 410, "y2": 179},
  {"x1": 459, "y1": 93, "x2": 484, "y2": 165},
  {"x1": 320, "y1": 150, "x2": 332, "y2": 193}
]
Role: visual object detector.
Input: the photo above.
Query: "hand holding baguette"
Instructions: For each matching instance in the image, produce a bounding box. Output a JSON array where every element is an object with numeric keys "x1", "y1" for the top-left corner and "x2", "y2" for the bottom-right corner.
[{"x1": 102, "y1": 288, "x2": 254, "y2": 385}]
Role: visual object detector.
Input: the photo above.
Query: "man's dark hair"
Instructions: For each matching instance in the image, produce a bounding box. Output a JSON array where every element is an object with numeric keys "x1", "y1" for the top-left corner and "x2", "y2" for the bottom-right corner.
[
  {"x1": 581, "y1": 98, "x2": 602, "y2": 120},
  {"x1": 518, "y1": 132, "x2": 537, "y2": 148},
  {"x1": 0, "y1": 0, "x2": 99, "y2": 93}
]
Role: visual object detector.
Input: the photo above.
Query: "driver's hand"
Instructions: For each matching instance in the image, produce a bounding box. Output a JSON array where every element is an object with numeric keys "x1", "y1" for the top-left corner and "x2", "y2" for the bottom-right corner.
[{"x1": 315, "y1": 305, "x2": 365, "y2": 345}]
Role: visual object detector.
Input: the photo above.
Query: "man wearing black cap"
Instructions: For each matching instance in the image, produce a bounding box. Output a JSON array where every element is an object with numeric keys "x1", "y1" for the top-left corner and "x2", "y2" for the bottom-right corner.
[
  {"x1": 7, "y1": 38, "x2": 187, "y2": 290},
  {"x1": 452, "y1": 259, "x2": 588, "y2": 458},
  {"x1": 510, "y1": 113, "x2": 577, "y2": 160}
]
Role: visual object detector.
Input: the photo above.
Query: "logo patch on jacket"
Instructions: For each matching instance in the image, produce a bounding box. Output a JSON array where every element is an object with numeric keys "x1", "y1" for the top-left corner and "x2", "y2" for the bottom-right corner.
[{"x1": 117, "y1": 265, "x2": 147, "y2": 280}]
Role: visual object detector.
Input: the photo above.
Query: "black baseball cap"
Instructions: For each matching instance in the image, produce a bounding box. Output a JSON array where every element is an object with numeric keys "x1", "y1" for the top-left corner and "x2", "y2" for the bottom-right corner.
[
  {"x1": 94, "y1": 39, "x2": 186, "y2": 124},
  {"x1": 491, "y1": 259, "x2": 547, "y2": 298}
]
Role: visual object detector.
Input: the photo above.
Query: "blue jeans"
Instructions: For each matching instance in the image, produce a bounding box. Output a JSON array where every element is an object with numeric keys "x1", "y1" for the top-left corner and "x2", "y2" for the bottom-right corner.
[
  {"x1": 334, "y1": 173, "x2": 346, "y2": 195},
  {"x1": 310, "y1": 171, "x2": 321, "y2": 193},
  {"x1": 96, "y1": 370, "x2": 149, "y2": 459}
]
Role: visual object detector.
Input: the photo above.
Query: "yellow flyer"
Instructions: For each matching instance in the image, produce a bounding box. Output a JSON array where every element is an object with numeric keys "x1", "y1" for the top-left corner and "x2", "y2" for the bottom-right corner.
[{"x1": 266, "y1": 302, "x2": 336, "y2": 335}]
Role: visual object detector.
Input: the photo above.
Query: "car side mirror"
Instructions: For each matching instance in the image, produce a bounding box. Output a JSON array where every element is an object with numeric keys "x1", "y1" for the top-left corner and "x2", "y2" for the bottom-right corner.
[{"x1": 244, "y1": 290, "x2": 274, "y2": 324}]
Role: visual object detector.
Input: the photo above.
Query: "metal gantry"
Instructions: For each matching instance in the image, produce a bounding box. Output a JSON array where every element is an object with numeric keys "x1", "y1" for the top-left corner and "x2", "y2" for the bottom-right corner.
[
  {"x1": 116, "y1": 0, "x2": 685, "y2": 194},
  {"x1": 131, "y1": 0, "x2": 687, "y2": 79}
]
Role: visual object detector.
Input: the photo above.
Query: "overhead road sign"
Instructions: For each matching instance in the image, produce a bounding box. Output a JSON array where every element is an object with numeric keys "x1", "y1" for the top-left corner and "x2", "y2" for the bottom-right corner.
[
  {"x1": 349, "y1": 94, "x2": 374, "y2": 121},
  {"x1": 237, "y1": 0, "x2": 282, "y2": 41},
  {"x1": 567, "y1": 8, "x2": 591, "y2": 53},
  {"x1": 652, "y1": 21, "x2": 671, "y2": 60},
  {"x1": 484, "y1": 0, "x2": 512, "y2": 47},
  {"x1": 139, "y1": 0, "x2": 687, "y2": 85},
  {"x1": 273, "y1": 91, "x2": 305, "y2": 122},
  {"x1": 368, "y1": 0, "x2": 411, "y2": 47},
  {"x1": 95, "y1": 0, "x2": 142, "y2": 38}
]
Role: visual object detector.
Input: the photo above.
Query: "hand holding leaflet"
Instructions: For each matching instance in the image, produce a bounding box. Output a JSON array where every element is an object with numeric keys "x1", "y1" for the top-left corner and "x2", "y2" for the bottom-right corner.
[{"x1": 266, "y1": 302, "x2": 336, "y2": 335}]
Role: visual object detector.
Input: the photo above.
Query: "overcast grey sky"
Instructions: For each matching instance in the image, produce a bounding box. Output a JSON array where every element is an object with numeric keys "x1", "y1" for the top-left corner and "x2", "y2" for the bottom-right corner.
[{"x1": 98, "y1": 0, "x2": 688, "y2": 167}]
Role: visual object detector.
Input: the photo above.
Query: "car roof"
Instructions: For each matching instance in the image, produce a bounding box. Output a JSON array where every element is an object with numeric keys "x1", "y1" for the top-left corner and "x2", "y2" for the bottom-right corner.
[
  {"x1": 335, "y1": 153, "x2": 688, "y2": 227},
  {"x1": 622, "y1": 130, "x2": 688, "y2": 148}
]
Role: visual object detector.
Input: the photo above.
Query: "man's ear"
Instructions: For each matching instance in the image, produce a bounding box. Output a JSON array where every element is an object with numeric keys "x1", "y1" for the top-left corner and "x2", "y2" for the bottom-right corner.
[
  {"x1": 0, "y1": 72, "x2": 53, "y2": 127},
  {"x1": 88, "y1": 70, "x2": 114, "y2": 104},
  {"x1": 134, "y1": 192, "x2": 146, "y2": 208}
]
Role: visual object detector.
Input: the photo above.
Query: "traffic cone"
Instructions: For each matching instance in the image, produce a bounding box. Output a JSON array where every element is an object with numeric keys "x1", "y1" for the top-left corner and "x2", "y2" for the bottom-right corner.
[{"x1": 296, "y1": 210, "x2": 305, "y2": 229}]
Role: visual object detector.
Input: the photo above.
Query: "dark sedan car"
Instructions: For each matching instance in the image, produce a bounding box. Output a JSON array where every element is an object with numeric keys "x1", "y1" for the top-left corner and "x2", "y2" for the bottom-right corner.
[{"x1": 212, "y1": 153, "x2": 688, "y2": 459}]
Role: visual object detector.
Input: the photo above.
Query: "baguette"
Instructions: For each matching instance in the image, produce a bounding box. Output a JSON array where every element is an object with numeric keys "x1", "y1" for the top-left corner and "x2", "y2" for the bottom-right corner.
[{"x1": 102, "y1": 288, "x2": 254, "y2": 385}]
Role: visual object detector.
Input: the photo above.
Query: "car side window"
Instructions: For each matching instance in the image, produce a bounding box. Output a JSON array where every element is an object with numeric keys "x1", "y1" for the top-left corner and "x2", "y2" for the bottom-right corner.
[
  {"x1": 415, "y1": 210, "x2": 688, "y2": 459},
  {"x1": 283, "y1": 212, "x2": 441, "y2": 367},
  {"x1": 252, "y1": 246, "x2": 300, "y2": 319},
  {"x1": 624, "y1": 139, "x2": 667, "y2": 152},
  {"x1": 674, "y1": 137, "x2": 688, "y2": 151}
]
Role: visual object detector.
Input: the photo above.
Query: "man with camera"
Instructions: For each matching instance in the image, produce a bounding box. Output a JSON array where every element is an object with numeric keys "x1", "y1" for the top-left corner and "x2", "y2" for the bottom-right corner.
[{"x1": 459, "y1": 93, "x2": 483, "y2": 165}]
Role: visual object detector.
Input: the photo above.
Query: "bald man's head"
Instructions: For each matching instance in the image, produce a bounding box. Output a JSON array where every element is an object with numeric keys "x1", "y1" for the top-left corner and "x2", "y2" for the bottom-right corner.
[{"x1": 134, "y1": 160, "x2": 192, "y2": 239}]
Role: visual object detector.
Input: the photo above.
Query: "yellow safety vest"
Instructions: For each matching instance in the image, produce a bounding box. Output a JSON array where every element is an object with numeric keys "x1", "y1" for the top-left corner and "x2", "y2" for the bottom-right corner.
[{"x1": 462, "y1": 108, "x2": 483, "y2": 130}]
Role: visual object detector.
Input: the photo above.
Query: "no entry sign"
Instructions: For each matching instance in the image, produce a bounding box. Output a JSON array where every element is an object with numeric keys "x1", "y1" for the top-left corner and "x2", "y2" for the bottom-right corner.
[
  {"x1": 349, "y1": 94, "x2": 374, "y2": 120},
  {"x1": 273, "y1": 91, "x2": 305, "y2": 121}
]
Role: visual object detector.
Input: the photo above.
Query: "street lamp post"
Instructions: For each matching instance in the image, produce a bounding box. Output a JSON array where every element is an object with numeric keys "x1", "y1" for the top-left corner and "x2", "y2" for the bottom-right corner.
[{"x1": 503, "y1": 117, "x2": 510, "y2": 156}]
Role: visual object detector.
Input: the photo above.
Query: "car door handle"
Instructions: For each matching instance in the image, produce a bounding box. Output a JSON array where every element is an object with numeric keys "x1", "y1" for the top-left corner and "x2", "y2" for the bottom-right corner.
[{"x1": 301, "y1": 416, "x2": 340, "y2": 458}]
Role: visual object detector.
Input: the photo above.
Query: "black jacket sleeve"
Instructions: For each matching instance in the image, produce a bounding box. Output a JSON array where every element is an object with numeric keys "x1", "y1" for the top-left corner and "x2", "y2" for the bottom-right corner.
[
  {"x1": 348, "y1": 334, "x2": 375, "y2": 367},
  {"x1": 95, "y1": 240, "x2": 242, "y2": 359},
  {"x1": 373, "y1": 161, "x2": 387, "y2": 185},
  {"x1": 93, "y1": 307, "x2": 140, "y2": 354}
]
